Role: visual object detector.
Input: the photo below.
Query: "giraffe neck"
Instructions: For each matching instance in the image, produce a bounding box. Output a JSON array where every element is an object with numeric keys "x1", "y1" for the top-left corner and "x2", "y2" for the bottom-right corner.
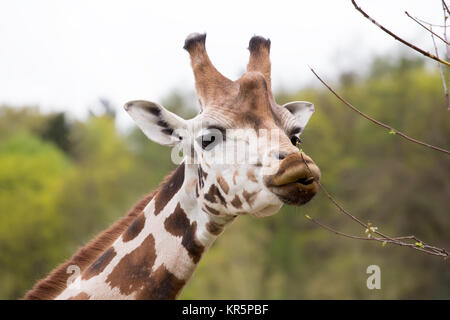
[{"x1": 56, "y1": 163, "x2": 234, "y2": 300}]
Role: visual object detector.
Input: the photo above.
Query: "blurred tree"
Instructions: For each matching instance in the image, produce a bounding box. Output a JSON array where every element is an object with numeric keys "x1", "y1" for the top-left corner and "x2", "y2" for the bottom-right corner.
[
  {"x1": 58, "y1": 115, "x2": 136, "y2": 244},
  {"x1": 0, "y1": 132, "x2": 70, "y2": 299},
  {"x1": 0, "y1": 106, "x2": 47, "y2": 143},
  {"x1": 39, "y1": 112, "x2": 72, "y2": 154},
  {"x1": 88, "y1": 98, "x2": 117, "y2": 119},
  {"x1": 0, "y1": 106, "x2": 74, "y2": 155}
]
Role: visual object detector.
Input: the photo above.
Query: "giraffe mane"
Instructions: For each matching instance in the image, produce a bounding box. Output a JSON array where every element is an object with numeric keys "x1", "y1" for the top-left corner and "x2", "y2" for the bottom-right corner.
[{"x1": 23, "y1": 167, "x2": 180, "y2": 300}]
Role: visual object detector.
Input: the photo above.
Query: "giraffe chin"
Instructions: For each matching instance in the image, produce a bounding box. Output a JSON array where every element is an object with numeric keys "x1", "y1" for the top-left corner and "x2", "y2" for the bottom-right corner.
[
  {"x1": 268, "y1": 181, "x2": 319, "y2": 206},
  {"x1": 251, "y1": 203, "x2": 283, "y2": 218}
]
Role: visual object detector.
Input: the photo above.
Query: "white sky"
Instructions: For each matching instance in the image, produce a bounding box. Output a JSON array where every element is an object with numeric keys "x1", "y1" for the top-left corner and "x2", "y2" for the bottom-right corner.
[{"x1": 0, "y1": 0, "x2": 445, "y2": 128}]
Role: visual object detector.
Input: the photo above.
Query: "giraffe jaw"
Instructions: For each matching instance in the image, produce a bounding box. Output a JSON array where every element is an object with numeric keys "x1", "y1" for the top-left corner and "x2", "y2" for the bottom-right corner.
[{"x1": 251, "y1": 203, "x2": 283, "y2": 217}]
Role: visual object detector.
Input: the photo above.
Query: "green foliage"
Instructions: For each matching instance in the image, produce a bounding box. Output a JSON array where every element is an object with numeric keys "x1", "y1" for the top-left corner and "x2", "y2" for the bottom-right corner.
[
  {"x1": 0, "y1": 132, "x2": 70, "y2": 298},
  {"x1": 57, "y1": 116, "x2": 137, "y2": 243},
  {"x1": 0, "y1": 55, "x2": 448, "y2": 299},
  {"x1": 0, "y1": 106, "x2": 47, "y2": 143},
  {"x1": 40, "y1": 113, "x2": 72, "y2": 154}
]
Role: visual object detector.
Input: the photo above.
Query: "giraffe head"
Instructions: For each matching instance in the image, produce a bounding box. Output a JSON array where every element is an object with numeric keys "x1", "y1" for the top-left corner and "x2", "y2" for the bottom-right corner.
[{"x1": 125, "y1": 33, "x2": 320, "y2": 218}]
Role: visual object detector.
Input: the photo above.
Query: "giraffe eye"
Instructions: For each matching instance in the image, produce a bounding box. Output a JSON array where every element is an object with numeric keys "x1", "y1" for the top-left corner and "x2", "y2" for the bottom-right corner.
[
  {"x1": 196, "y1": 132, "x2": 219, "y2": 150},
  {"x1": 290, "y1": 135, "x2": 302, "y2": 146}
]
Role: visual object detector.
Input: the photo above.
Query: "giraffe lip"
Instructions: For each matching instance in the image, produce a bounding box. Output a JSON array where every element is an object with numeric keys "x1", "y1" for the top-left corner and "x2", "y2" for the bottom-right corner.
[
  {"x1": 269, "y1": 180, "x2": 317, "y2": 193},
  {"x1": 267, "y1": 160, "x2": 320, "y2": 187},
  {"x1": 268, "y1": 181, "x2": 319, "y2": 206}
]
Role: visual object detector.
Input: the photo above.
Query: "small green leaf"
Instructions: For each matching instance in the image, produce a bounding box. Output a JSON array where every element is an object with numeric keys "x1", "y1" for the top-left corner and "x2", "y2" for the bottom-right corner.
[
  {"x1": 382, "y1": 241, "x2": 387, "y2": 247},
  {"x1": 296, "y1": 141, "x2": 303, "y2": 154},
  {"x1": 389, "y1": 129, "x2": 396, "y2": 135},
  {"x1": 305, "y1": 214, "x2": 311, "y2": 220},
  {"x1": 365, "y1": 222, "x2": 378, "y2": 238},
  {"x1": 415, "y1": 242, "x2": 424, "y2": 248}
]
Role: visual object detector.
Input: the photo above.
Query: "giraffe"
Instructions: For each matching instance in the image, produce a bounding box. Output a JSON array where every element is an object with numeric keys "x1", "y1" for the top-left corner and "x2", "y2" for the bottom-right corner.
[{"x1": 24, "y1": 33, "x2": 321, "y2": 300}]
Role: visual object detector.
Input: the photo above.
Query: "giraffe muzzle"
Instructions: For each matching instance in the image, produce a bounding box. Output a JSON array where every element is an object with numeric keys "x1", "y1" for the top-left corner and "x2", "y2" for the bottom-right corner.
[{"x1": 264, "y1": 153, "x2": 321, "y2": 206}]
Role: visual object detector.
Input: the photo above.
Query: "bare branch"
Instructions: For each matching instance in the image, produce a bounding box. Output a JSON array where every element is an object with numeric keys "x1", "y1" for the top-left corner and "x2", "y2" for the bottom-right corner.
[
  {"x1": 405, "y1": 11, "x2": 448, "y2": 45},
  {"x1": 443, "y1": 1, "x2": 450, "y2": 111},
  {"x1": 309, "y1": 67, "x2": 450, "y2": 155},
  {"x1": 443, "y1": 0, "x2": 450, "y2": 15},
  {"x1": 430, "y1": 26, "x2": 450, "y2": 109},
  {"x1": 351, "y1": 0, "x2": 450, "y2": 67},
  {"x1": 412, "y1": 19, "x2": 449, "y2": 28},
  {"x1": 305, "y1": 214, "x2": 449, "y2": 258},
  {"x1": 299, "y1": 153, "x2": 449, "y2": 259}
]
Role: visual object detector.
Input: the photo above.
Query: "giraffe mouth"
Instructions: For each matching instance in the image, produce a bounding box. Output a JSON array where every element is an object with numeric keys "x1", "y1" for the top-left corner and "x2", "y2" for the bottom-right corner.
[
  {"x1": 296, "y1": 176, "x2": 315, "y2": 185},
  {"x1": 264, "y1": 154, "x2": 321, "y2": 206},
  {"x1": 268, "y1": 180, "x2": 319, "y2": 206}
]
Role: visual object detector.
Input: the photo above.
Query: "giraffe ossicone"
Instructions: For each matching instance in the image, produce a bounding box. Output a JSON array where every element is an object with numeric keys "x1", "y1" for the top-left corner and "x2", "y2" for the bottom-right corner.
[{"x1": 24, "y1": 33, "x2": 321, "y2": 300}]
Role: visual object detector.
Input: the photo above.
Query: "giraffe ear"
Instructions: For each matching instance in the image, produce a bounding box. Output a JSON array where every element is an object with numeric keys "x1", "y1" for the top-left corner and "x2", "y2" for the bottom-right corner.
[
  {"x1": 282, "y1": 101, "x2": 315, "y2": 134},
  {"x1": 124, "y1": 100, "x2": 187, "y2": 146}
]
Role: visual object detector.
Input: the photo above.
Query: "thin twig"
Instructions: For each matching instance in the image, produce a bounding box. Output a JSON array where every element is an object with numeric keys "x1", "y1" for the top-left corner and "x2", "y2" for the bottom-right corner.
[
  {"x1": 443, "y1": 1, "x2": 450, "y2": 111},
  {"x1": 405, "y1": 11, "x2": 448, "y2": 45},
  {"x1": 305, "y1": 214, "x2": 377, "y2": 241},
  {"x1": 309, "y1": 67, "x2": 450, "y2": 155},
  {"x1": 430, "y1": 26, "x2": 450, "y2": 109},
  {"x1": 412, "y1": 17, "x2": 449, "y2": 28},
  {"x1": 305, "y1": 214, "x2": 449, "y2": 258},
  {"x1": 443, "y1": 0, "x2": 450, "y2": 15},
  {"x1": 351, "y1": 0, "x2": 450, "y2": 67},
  {"x1": 299, "y1": 153, "x2": 449, "y2": 258}
]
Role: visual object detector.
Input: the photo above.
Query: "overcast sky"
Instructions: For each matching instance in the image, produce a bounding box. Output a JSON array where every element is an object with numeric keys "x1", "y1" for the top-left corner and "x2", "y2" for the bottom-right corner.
[{"x1": 0, "y1": 0, "x2": 445, "y2": 128}]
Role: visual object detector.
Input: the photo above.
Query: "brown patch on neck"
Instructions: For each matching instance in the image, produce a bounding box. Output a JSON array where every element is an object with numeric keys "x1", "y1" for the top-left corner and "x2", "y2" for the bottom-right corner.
[
  {"x1": 206, "y1": 221, "x2": 224, "y2": 236},
  {"x1": 164, "y1": 203, "x2": 205, "y2": 264},
  {"x1": 242, "y1": 189, "x2": 261, "y2": 207},
  {"x1": 81, "y1": 247, "x2": 116, "y2": 281},
  {"x1": 231, "y1": 195, "x2": 243, "y2": 209},
  {"x1": 216, "y1": 173, "x2": 229, "y2": 194},
  {"x1": 68, "y1": 292, "x2": 90, "y2": 300},
  {"x1": 204, "y1": 184, "x2": 227, "y2": 207},
  {"x1": 203, "y1": 204, "x2": 220, "y2": 215},
  {"x1": 181, "y1": 221, "x2": 204, "y2": 264},
  {"x1": 122, "y1": 212, "x2": 146, "y2": 242},
  {"x1": 106, "y1": 234, "x2": 157, "y2": 296},
  {"x1": 154, "y1": 163, "x2": 185, "y2": 215},
  {"x1": 23, "y1": 165, "x2": 182, "y2": 300},
  {"x1": 136, "y1": 265, "x2": 186, "y2": 300}
]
